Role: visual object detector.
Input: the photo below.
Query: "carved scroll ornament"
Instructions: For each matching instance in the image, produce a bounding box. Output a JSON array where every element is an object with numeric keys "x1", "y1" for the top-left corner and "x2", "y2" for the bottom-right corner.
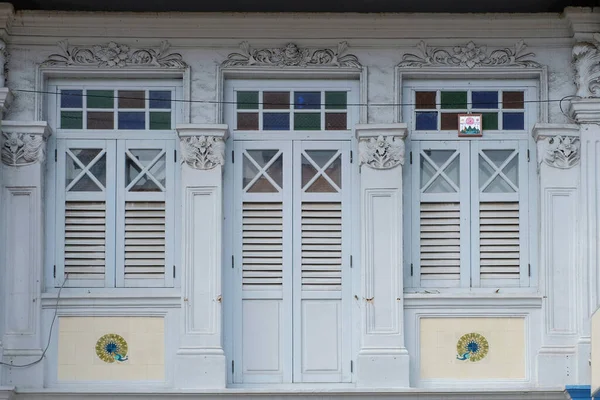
[
  {"x1": 221, "y1": 41, "x2": 361, "y2": 68},
  {"x1": 358, "y1": 135, "x2": 405, "y2": 169},
  {"x1": 398, "y1": 40, "x2": 541, "y2": 69},
  {"x1": 179, "y1": 135, "x2": 225, "y2": 170},
  {"x1": 41, "y1": 40, "x2": 187, "y2": 68},
  {"x1": 543, "y1": 135, "x2": 580, "y2": 169},
  {"x1": 1, "y1": 132, "x2": 47, "y2": 166},
  {"x1": 572, "y1": 33, "x2": 600, "y2": 98}
]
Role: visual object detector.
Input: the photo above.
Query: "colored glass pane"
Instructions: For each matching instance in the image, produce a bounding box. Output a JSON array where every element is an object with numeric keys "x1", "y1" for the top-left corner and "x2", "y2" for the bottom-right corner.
[
  {"x1": 263, "y1": 113, "x2": 290, "y2": 130},
  {"x1": 118, "y1": 90, "x2": 145, "y2": 109},
  {"x1": 87, "y1": 90, "x2": 114, "y2": 109},
  {"x1": 294, "y1": 113, "x2": 320, "y2": 130},
  {"x1": 294, "y1": 92, "x2": 320, "y2": 109},
  {"x1": 61, "y1": 111, "x2": 83, "y2": 129},
  {"x1": 502, "y1": 91, "x2": 524, "y2": 109},
  {"x1": 440, "y1": 113, "x2": 460, "y2": 130},
  {"x1": 61, "y1": 90, "x2": 83, "y2": 108},
  {"x1": 87, "y1": 112, "x2": 114, "y2": 129},
  {"x1": 149, "y1": 112, "x2": 171, "y2": 130},
  {"x1": 440, "y1": 91, "x2": 467, "y2": 109},
  {"x1": 325, "y1": 92, "x2": 347, "y2": 110},
  {"x1": 415, "y1": 112, "x2": 437, "y2": 130},
  {"x1": 325, "y1": 113, "x2": 347, "y2": 130},
  {"x1": 503, "y1": 112, "x2": 524, "y2": 130},
  {"x1": 237, "y1": 113, "x2": 259, "y2": 130},
  {"x1": 415, "y1": 91, "x2": 436, "y2": 109},
  {"x1": 237, "y1": 91, "x2": 259, "y2": 110},
  {"x1": 149, "y1": 91, "x2": 171, "y2": 109},
  {"x1": 482, "y1": 112, "x2": 498, "y2": 130},
  {"x1": 472, "y1": 91, "x2": 498, "y2": 109},
  {"x1": 118, "y1": 112, "x2": 145, "y2": 129},
  {"x1": 263, "y1": 92, "x2": 290, "y2": 110}
]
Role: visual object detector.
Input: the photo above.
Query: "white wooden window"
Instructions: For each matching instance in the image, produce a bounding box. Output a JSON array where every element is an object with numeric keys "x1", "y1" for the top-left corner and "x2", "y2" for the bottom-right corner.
[
  {"x1": 48, "y1": 80, "x2": 181, "y2": 288},
  {"x1": 403, "y1": 80, "x2": 537, "y2": 290}
]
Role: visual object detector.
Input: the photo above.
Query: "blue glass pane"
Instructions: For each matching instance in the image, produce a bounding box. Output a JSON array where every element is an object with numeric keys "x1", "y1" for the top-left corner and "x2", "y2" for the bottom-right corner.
[
  {"x1": 415, "y1": 112, "x2": 438, "y2": 130},
  {"x1": 149, "y1": 91, "x2": 171, "y2": 109},
  {"x1": 502, "y1": 112, "x2": 525, "y2": 130},
  {"x1": 472, "y1": 91, "x2": 498, "y2": 109},
  {"x1": 118, "y1": 112, "x2": 145, "y2": 129},
  {"x1": 61, "y1": 90, "x2": 83, "y2": 108},
  {"x1": 263, "y1": 113, "x2": 290, "y2": 130},
  {"x1": 294, "y1": 92, "x2": 320, "y2": 109}
]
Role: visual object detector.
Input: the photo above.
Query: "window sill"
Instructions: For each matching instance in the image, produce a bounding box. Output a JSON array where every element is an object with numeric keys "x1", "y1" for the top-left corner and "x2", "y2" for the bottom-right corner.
[
  {"x1": 41, "y1": 288, "x2": 182, "y2": 309},
  {"x1": 403, "y1": 292, "x2": 542, "y2": 309}
]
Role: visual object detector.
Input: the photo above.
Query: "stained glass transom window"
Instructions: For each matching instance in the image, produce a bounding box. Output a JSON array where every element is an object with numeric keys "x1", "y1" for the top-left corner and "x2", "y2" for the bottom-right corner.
[
  {"x1": 414, "y1": 90, "x2": 525, "y2": 132},
  {"x1": 235, "y1": 90, "x2": 348, "y2": 131},
  {"x1": 59, "y1": 89, "x2": 173, "y2": 130}
]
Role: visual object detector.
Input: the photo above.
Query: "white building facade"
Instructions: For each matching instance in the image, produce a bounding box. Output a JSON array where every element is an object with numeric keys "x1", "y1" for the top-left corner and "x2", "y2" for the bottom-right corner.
[{"x1": 0, "y1": 4, "x2": 599, "y2": 399}]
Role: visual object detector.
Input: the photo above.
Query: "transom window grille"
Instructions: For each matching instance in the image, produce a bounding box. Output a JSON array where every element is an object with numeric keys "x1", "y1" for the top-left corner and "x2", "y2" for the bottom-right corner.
[
  {"x1": 414, "y1": 90, "x2": 525, "y2": 131},
  {"x1": 59, "y1": 89, "x2": 173, "y2": 130},
  {"x1": 235, "y1": 90, "x2": 348, "y2": 131}
]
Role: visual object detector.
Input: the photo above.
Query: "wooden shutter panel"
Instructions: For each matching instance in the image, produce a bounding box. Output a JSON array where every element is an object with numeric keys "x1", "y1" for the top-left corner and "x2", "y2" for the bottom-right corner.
[{"x1": 479, "y1": 202, "x2": 520, "y2": 280}]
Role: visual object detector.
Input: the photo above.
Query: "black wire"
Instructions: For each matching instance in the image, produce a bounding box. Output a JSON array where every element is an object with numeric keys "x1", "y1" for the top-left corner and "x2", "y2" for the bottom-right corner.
[
  {"x1": 0, "y1": 274, "x2": 68, "y2": 368},
  {"x1": 11, "y1": 88, "x2": 569, "y2": 108}
]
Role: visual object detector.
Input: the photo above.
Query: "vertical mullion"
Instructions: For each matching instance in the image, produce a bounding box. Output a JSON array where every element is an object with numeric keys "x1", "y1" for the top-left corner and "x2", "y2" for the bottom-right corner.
[
  {"x1": 55, "y1": 140, "x2": 67, "y2": 287},
  {"x1": 114, "y1": 140, "x2": 126, "y2": 287},
  {"x1": 519, "y1": 140, "x2": 530, "y2": 287},
  {"x1": 105, "y1": 140, "x2": 117, "y2": 288},
  {"x1": 164, "y1": 139, "x2": 175, "y2": 287},
  {"x1": 412, "y1": 142, "x2": 422, "y2": 287},
  {"x1": 468, "y1": 141, "x2": 480, "y2": 288}
]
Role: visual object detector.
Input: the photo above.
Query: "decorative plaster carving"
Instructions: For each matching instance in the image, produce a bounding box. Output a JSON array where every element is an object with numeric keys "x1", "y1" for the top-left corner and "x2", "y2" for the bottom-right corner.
[
  {"x1": 358, "y1": 135, "x2": 405, "y2": 169},
  {"x1": 543, "y1": 135, "x2": 580, "y2": 169},
  {"x1": 179, "y1": 135, "x2": 225, "y2": 170},
  {"x1": 1, "y1": 131, "x2": 47, "y2": 166},
  {"x1": 41, "y1": 40, "x2": 187, "y2": 68},
  {"x1": 221, "y1": 41, "x2": 361, "y2": 68},
  {"x1": 398, "y1": 40, "x2": 541, "y2": 69},
  {"x1": 0, "y1": 39, "x2": 7, "y2": 86},
  {"x1": 572, "y1": 33, "x2": 600, "y2": 98}
]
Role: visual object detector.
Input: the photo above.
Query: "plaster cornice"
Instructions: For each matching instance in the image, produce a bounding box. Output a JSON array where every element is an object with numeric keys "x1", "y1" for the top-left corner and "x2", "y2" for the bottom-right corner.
[
  {"x1": 564, "y1": 7, "x2": 600, "y2": 41},
  {"x1": 9, "y1": 11, "x2": 572, "y2": 42}
]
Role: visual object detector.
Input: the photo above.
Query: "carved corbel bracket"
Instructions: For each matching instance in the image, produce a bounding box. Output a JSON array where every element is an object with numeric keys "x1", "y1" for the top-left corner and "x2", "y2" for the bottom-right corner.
[
  {"x1": 176, "y1": 124, "x2": 229, "y2": 171},
  {"x1": 355, "y1": 124, "x2": 408, "y2": 170},
  {"x1": 1, "y1": 121, "x2": 51, "y2": 167},
  {"x1": 572, "y1": 32, "x2": 600, "y2": 98},
  {"x1": 532, "y1": 123, "x2": 580, "y2": 169}
]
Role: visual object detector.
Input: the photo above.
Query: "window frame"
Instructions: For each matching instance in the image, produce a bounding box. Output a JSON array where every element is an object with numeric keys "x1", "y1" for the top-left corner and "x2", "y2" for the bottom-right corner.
[{"x1": 402, "y1": 79, "x2": 538, "y2": 293}]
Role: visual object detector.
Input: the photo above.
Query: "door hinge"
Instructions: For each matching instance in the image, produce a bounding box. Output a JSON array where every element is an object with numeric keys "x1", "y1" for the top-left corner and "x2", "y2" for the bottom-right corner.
[
  {"x1": 527, "y1": 149, "x2": 530, "y2": 162},
  {"x1": 232, "y1": 360, "x2": 234, "y2": 374},
  {"x1": 351, "y1": 360, "x2": 354, "y2": 373},
  {"x1": 232, "y1": 255, "x2": 234, "y2": 269},
  {"x1": 410, "y1": 151, "x2": 413, "y2": 164},
  {"x1": 350, "y1": 255, "x2": 353, "y2": 268},
  {"x1": 410, "y1": 263, "x2": 413, "y2": 276},
  {"x1": 174, "y1": 149, "x2": 177, "y2": 162},
  {"x1": 53, "y1": 265, "x2": 56, "y2": 278},
  {"x1": 232, "y1": 150, "x2": 235, "y2": 163},
  {"x1": 528, "y1": 263, "x2": 531, "y2": 277},
  {"x1": 55, "y1": 149, "x2": 57, "y2": 162},
  {"x1": 350, "y1": 150, "x2": 353, "y2": 164},
  {"x1": 173, "y1": 265, "x2": 176, "y2": 278}
]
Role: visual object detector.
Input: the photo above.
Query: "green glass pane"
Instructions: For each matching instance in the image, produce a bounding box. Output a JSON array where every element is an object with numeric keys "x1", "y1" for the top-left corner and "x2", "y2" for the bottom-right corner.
[
  {"x1": 482, "y1": 112, "x2": 498, "y2": 130},
  {"x1": 237, "y1": 91, "x2": 259, "y2": 110},
  {"x1": 325, "y1": 91, "x2": 347, "y2": 110},
  {"x1": 294, "y1": 113, "x2": 320, "y2": 130},
  {"x1": 61, "y1": 111, "x2": 83, "y2": 129},
  {"x1": 150, "y1": 112, "x2": 171, "y2": 130},
  {"x1": 87, "y1": 90, "x2": 114, "y2": 109},
  {"x1": 441, "y1": 91, "x2": 467, "y2": 109}
]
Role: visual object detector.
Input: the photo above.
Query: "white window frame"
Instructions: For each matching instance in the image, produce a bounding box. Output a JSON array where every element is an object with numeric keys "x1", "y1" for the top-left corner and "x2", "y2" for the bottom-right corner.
[
  {"x1": 402, "y1": 79, "x2": 538, "y2": 293},
  {"x1": 45, "y1": 78, "x2": 183, "y2": 290}
]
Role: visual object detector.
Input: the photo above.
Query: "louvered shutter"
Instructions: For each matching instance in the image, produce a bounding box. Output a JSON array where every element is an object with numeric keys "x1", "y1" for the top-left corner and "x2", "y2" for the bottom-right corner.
[
  {"x1": 233, "y1": 141, "x2": 293, "y2": 384},
  {"x1": 412, "y1": 141, "x2": 470, "y2": 288},
  {"x1": 471, "y1": 140, "x2": 529, "y2": 287},
  {"x1": 55, "y1": 140, "x2": 116, "y2": 287},
  {"x1": 115, "y1": 140, "x2": 175, "y2": 288}
]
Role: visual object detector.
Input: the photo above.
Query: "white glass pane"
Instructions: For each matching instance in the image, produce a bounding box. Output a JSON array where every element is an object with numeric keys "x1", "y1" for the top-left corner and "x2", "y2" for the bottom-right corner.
[
  {"x1": 243, "y1": 154, "x2": 259, "y2": 189},
  {"x1": 265, "y1": 154, "x2": 283, "y2": 188},
  {"x1": 247, "y1": 150, "x2": 278, "y2": 168},
  {"x1": 305, "y1": 150, "x2": 337, "y2": 168}
]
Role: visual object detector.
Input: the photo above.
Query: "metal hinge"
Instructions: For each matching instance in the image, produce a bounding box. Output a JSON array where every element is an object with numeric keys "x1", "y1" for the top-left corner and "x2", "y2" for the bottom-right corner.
[
  {"x1": 55, "y1": 149, "x2": 57, "y2": 162},
  {"x1": 232, "y1": 150, "x2": 235, "y2": 163},
  {"x1": 232, "y1": 360, "x2": 235, "y2": 374},
  {"x1": 527, "y1": 149, "x2": 530, "y2": 162},
  {"x1": 528, "y1": 264, "x2": 531, "y2": 277},
  {"x1": 410, "y1": 151, "x2": 413, "y2": 164},
  {"x1": 410, "y1": 263, "x2": 413, "y2": 276},
  {"x1": 174, "y1": 149, "x2": 177, "y2": 162},
  {"x1": 53, "y1": 265, "x2": 56, "y2": 278},
  {"x1": 350, "y1": 255, "x2": 353, "y2": 268},
  {"x1": 232, "y1": 255, "x2": 234, "y2": 269},
  {"x1": 173, "y1": 265, "x2": 176, "y2": 278},
  {"x1": 350, "y1": 151, "x2": 353, "y2": 163},
  {"x1": 351, "y1": 360, "x2": 354, "y2": 373}
]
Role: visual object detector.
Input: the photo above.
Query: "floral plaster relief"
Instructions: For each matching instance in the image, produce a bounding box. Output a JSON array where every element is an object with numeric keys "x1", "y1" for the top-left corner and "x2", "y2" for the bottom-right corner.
[
  {"x1": 358, "y1": 135, "x2": 405, "y2": 169},
  {"x1": 543, "y1": 135, "x2": 580, "y2": 169},
  {"x1": 1, "y1": 131, "x2": 46, "y2": 166},
  {"x1": 572, "y1": 33, "x2": 600, "y2": 98},
  {"x1": 179, "y1": 135, "x2": 226, "y2": 170}
]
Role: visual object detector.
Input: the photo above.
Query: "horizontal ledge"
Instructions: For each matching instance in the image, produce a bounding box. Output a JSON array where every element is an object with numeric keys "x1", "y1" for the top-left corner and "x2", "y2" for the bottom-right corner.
[
  {"x1": 41, "y1": 290, "x2": 182, "y2": 309},
  {"x1": 404, "y1": 293, "x2": 542, "y2": 308}
]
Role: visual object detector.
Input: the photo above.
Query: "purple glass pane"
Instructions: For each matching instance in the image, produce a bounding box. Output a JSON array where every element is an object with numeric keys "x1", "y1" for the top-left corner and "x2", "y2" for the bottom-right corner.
[
  {"x1": 149, "y1": 91, "x2": 171, "y2": 109},
  {"x1": 263, "y1": 113, "x2": 290, "y2": 130},
  {"x1": 61, "y1": 90, "x2": 83, "y2": 108}
]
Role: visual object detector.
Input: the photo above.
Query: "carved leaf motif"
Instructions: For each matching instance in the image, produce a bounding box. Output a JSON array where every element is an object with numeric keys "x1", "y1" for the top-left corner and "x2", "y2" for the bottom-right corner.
[
  {"x1": 179, "y1": 135, "x2": 225, "y2": 170},
  {"x1": 1, "y1": 132, "x2": 47, "y2": 166},
  {"x1": 572, "y1": 33, "x2": 600, "y2": 98},
  {"x1": 543, "y1": 136, "x2": 580, "y2": 169},
  {"x1": 358, "y1": 135, "x2": 405, "y2": 170}
]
